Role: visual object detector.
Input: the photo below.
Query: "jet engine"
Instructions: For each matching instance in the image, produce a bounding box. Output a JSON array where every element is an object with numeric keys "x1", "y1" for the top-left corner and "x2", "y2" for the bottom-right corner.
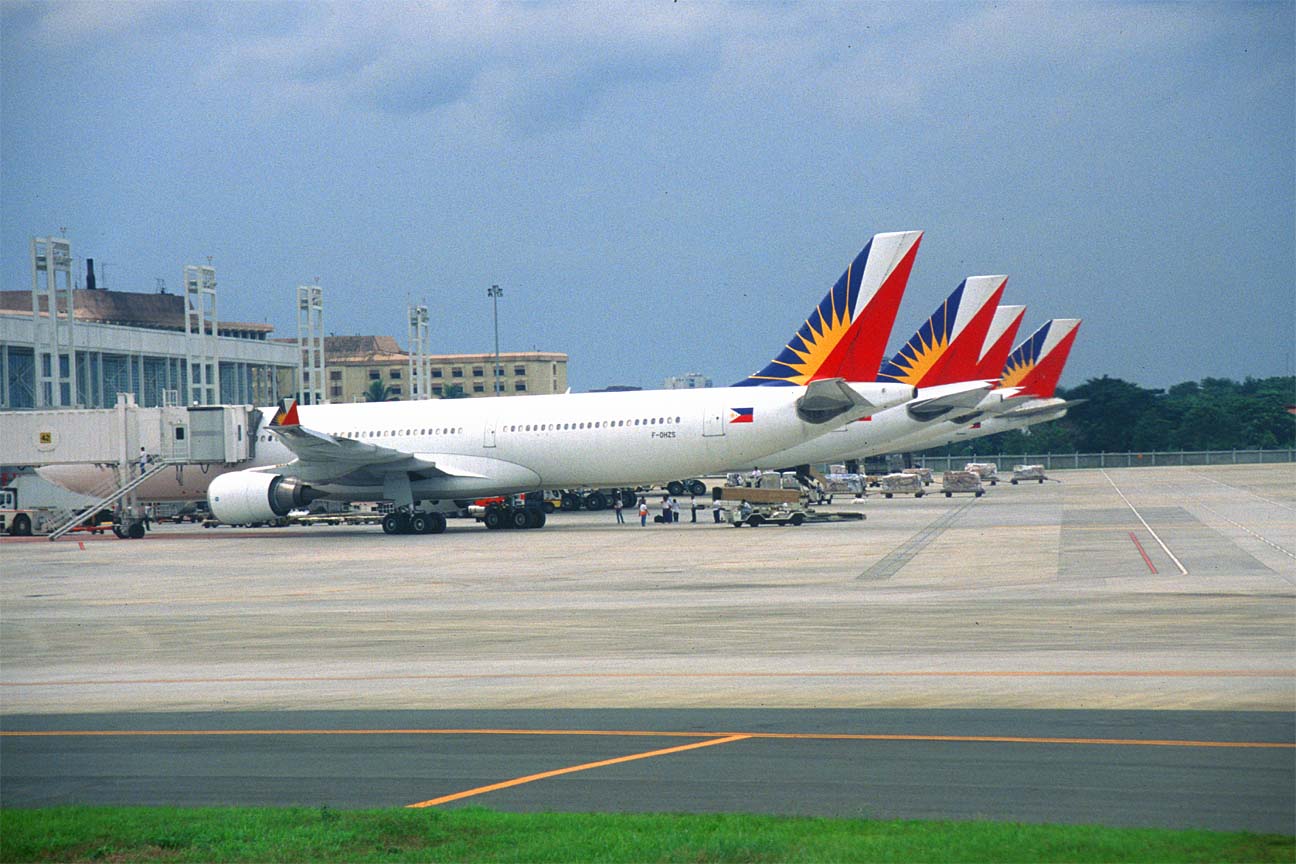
[{"x1": 208, "y1": 471, "x2": 320, "y2": 525}]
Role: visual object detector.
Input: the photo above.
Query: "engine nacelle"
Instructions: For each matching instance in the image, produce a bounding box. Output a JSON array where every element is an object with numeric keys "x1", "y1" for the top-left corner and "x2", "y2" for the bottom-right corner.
[{"x1": 208, "y1": 471, "x2": 319, "y2": 525}]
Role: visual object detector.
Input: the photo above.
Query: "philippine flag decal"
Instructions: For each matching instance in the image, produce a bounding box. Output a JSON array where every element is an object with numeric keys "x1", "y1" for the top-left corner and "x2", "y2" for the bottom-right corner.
[{"x1": 729, "y1": 407, "x2": 754, "y2": 424}]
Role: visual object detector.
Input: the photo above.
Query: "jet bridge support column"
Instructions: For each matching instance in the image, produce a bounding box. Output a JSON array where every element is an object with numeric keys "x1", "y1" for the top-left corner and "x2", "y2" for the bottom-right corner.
[
  {"x1": 30, "y1": 236, "x2": 76, "y2": 408},
  {"x1": 297, "y1": 283, "x2": 325, "y2": 405}
]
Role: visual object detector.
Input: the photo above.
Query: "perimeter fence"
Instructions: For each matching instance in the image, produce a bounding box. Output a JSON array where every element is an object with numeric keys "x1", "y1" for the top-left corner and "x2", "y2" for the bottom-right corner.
[{"x1": 909, "y1": 449, "x2": 1295, "y2": 473}]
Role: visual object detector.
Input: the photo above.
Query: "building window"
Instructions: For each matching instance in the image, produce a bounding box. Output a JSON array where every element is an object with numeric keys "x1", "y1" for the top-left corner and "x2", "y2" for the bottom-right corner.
[
  {"x1": 389, "y1": 369, "x2": 402, "y2": 379},
  {"x1": 472, "y1": 366, "x2": 484, "y2": 377},
  {"x1": 432, "y1": 385, "x2": 443, "y2": 395},
  {"x1": 369, "y1": 370, "x2": 381, "y2": 380},
  {"x1": 390, "y1": 386, "x2": 402, "y2": 395},
  {"x1": 431, "y1": 368, "x2": 443, "y2": 378},
  {"x1": 330, "y1": 386, "x2": 342, "y2": 397},
  {"x1": 514, "y1": 365, "x2": 526, "y2": 376},
  {"x1": 473, "y1": 382, "x2": 485, "y2": 393},
  {"x1": 515, "y1": 381, "x2": 527, "y2": 392},
  {"x1": 451, "y1": 368, "x2": 463, "y2": 378},
  {"x1": 329, "y1": 370, "x2": 342, "y2": 381}
]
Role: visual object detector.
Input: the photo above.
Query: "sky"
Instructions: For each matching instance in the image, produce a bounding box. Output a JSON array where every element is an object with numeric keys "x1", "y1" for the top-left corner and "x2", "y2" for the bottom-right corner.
[{"x1": 2, "y1": 1, "x2": 1293, "y2": 393}]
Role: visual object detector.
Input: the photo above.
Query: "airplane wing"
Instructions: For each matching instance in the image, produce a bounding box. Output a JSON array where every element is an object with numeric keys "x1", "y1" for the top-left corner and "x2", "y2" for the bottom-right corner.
[{"x1": 265, "y1": 400, "x2": 489, "y2": 485}]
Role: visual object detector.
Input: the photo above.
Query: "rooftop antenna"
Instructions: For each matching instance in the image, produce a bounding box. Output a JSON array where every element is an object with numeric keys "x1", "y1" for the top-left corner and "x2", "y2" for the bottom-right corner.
[{"x1": 156, "y1": 278, "x2": 167, "y2": 294}]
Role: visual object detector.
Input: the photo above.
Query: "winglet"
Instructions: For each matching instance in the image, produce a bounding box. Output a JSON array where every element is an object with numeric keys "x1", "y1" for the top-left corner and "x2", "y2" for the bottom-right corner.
[{"x1": 270, "y1": 398, "x2": 300, "y2": 427}]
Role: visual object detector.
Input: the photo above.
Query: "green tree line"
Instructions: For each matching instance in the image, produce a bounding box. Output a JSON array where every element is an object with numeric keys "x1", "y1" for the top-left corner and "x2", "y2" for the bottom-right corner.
[{"x1": 924, "y1": 376, "x2": 1296, "y2": 456}]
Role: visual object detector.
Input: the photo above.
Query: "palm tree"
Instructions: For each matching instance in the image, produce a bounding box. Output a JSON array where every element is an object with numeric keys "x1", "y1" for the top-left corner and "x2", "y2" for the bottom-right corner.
[
  {"x1": 440, "y1": 383, "x2": 468, "y2": 399},
  {"x1": 364, "y1": 380, "x2": 395, "y2": 402}
]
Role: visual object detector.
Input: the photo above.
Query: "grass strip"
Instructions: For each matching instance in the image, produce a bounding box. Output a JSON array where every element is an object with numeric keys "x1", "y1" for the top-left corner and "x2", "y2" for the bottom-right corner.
[{"x1": 2, "y1": 806, "x2": 1291, "y2": 863}]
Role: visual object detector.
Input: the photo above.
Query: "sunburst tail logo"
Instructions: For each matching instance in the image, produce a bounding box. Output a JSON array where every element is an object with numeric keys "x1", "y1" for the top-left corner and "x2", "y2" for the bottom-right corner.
[
  {"x1": 736, "y1": 231, "x2": 922, "y2": 387},
  {"x1": 876, "y1": 284, "x2": 962, "y2": 386},
  {"x1": 1000, "y1": 319, "x2": 1081, "y2": 397}
]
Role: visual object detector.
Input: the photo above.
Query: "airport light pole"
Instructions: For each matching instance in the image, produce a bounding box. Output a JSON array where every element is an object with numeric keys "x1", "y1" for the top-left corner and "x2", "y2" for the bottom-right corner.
[{"x1": 487, "y1": 284, "x2": 503, "y2": 395}]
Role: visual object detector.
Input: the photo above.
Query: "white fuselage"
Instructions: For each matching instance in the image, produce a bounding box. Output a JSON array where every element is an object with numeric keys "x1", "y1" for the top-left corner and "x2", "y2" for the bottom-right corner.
[{"x1": 40, "y1": 383, "x2": 912, "y2": 502}]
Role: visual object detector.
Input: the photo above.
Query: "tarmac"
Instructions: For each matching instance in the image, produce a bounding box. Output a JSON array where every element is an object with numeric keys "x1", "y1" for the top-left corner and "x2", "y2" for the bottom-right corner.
[
  {"x1": 3, "y1": 464, "x2": 1292, "y2": 714},
  {"x1": 2, "y1": 464, "x2": 1293, "y2": 830}
]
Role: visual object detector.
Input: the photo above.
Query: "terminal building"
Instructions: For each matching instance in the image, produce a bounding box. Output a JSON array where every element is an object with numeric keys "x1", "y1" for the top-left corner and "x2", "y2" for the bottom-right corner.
[
  {"x1": 3, "y1": 236, "x2": 569, "y2": 412},
  {"x1": 1, "y1": 287, "x2": 297, "y2": 410}
]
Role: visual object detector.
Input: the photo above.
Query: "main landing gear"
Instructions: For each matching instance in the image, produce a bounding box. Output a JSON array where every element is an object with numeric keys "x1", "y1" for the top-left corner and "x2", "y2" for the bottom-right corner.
[
  {"x1": 381, "y1": 510, "x2": 448, "y2": 535},
  {"x1": 483, "y1": 502, "x2": 546, "y2": 530}
]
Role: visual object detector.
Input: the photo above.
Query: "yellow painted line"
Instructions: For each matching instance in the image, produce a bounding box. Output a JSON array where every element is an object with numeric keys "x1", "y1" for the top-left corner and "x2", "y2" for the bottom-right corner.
[
  {"x1": 732, "y1": 732, "x2": 1295, "y2": 749},
  {"x1": 2, "y1": 728, "x2": 1289, "y2": 749},
  {"x1": 5, "y1": 669, "x2": 1292, "y2": 686},
  {"x1": 405, "y1": 734, "x2": 752, "y2": 808}
]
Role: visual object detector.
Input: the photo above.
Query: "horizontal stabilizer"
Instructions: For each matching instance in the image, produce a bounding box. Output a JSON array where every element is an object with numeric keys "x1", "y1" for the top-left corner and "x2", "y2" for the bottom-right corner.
[
  {"x1": 1001, "y1": 398, "x2": 1085, "y2": 420},
  {"x1": 905, "y1": 380, "x2": 996, "y2": 422},
  {"x1": 796, "y1": 377, "x2": 867, "y2": 425}
]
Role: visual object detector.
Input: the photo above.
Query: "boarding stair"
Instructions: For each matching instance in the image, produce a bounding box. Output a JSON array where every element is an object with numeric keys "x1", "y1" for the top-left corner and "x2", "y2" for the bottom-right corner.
[{"x1": 47, "y1": 459, "x2": 178, "y2": 541}]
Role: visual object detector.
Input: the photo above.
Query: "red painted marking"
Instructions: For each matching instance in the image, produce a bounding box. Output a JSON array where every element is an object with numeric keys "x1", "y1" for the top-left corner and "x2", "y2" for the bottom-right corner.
[{"x1": 1129, "y1": 531, "x2": 1158, "y2": 574}]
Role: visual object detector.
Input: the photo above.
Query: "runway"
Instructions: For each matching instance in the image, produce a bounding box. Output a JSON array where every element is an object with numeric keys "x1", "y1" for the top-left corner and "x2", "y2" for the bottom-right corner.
[
  {"x1": 3, "y1": 709, "x2": 1292, "y2": 833},
  {"x1": 2, "y1": 465, "x2": 1294, "y2": 832}
]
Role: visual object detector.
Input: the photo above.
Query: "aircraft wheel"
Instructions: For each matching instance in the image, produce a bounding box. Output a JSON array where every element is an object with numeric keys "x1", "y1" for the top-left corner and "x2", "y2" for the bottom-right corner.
[
  {"x1": 382, "y1": 513, "x2": 407, "y2": 535},
  {"x1": 584, "y1": 491, "x2": 607, "y2": 511},
  {"x1": 687, "y1": 479, "x2": 706, "y2": 496},
  {"x1": 128, "y1": 522, "x2": 146, "y2": 539},
  {"x1": 666, "y1": 480, "x2": 685, "y2": 497},
  {"x1": 484, "y1": 508, "x2": 503, "y2": 530},
  {"x1": 11, "y1": 514, "x2": 32, "y2": 536},
  {"x1": 543, "y1": 501, "x2": 555, "y2": 514},
  {"x1": 561, "y1": 493, "x2": 580, "y2": 511},
  {"x1": 428, "y1": 512, "x2": 447, "y2": 534},
  {"x1": 410, "y1": 514, "x2": 430, "y2": 534},
  {"x1": 510, "y1": 509, "x2": 530, "y2": 529}
]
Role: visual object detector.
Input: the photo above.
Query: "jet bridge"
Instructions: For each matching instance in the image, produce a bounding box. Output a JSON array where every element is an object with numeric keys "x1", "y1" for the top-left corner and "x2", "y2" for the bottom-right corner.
[
  {"x1": 1, "y1": 394, "x2": 259, "y2": 468},
  {"x1": 1, "y1": 394, "x2": 261, "y2": 540}
]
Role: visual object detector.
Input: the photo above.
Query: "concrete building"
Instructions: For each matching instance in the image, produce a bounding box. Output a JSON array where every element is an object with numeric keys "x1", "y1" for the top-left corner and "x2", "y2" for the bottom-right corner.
[
  {"x1": 316, "y1": 336, "x2": 568, "y2": 402},
  {"x1": 1, "y1": 289, "x2": 297, "y2": 410},
  {"x1": 664, "y1": 372, "x2": 713, "y2": 389}
]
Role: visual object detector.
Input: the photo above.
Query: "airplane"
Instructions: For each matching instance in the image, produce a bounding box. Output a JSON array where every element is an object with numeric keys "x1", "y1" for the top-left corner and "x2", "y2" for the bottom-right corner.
[
  {"x1": 879, "y1": 317, "x2": 1082, "y2": 453},
  {"x1": 36, "y1": 230, "x2": 925, "y2": 526},
  {"x1": 195, "y1": 230, "x2": 926, "y2": 535},
  {"x1": 724, "y1": 275, "x2": 1011, "y2": 471}
]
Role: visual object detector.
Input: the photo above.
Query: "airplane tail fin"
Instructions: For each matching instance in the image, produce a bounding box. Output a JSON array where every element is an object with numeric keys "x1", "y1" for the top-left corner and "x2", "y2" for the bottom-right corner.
[
  {"x1": 999, "y1": 318, "x2": 1081, "y2": 398},
  {"x1": 875, "y1": 275, "x2": 1007, "y2": 387},
  {"x1": 269, "y1": 398, "x2": 300, "y2": 427},
  {"x1": 972, "y1": 304, "x2": 1026, "y2": 381},
  {"x1": 734, "y1": 230, "x2": 923, "y2": 386}
]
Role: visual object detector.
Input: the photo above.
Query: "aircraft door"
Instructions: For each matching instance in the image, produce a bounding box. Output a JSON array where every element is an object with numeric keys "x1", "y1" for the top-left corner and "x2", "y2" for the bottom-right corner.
[
  {"x1": 703, "y1": 405, "x2": 725, "y2": 437},
  {"x1": 483, "y1": 419, "x2": 497, "y2": 448}
]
